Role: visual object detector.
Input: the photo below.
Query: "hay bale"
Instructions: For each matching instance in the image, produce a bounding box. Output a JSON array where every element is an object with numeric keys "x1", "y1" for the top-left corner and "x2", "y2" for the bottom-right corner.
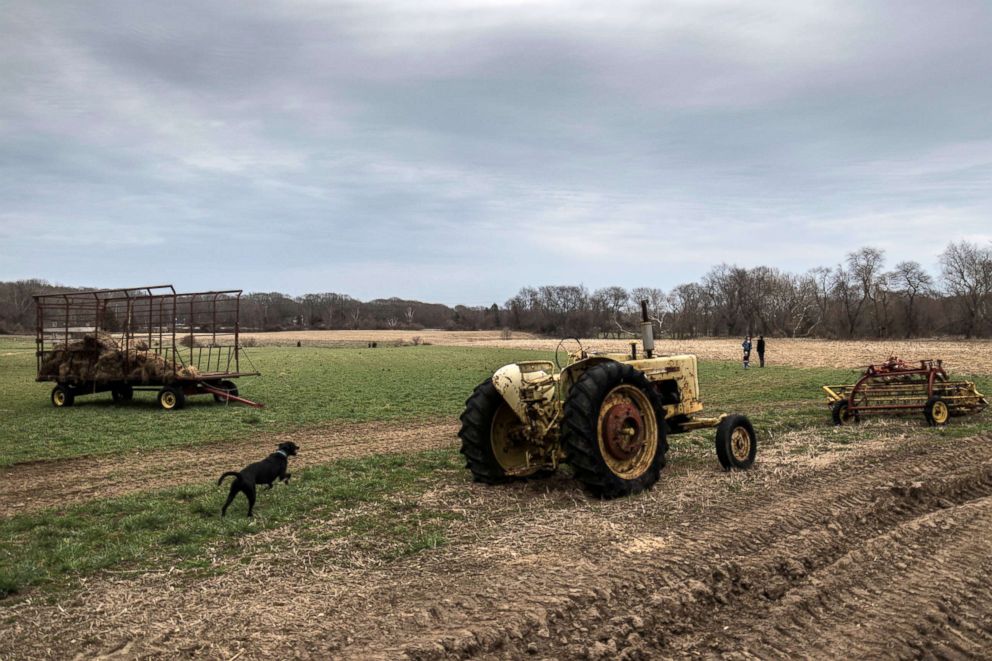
[
  {"x1": 40, "y1": 349, "x2": 67, "y2": 377},
  {"x1": 93, "y1": 351, "x2": 126, "y2": 381},
  {"x1": 176, "y1": 364, "x2": 200, "y2": 379},
  {"x1": 41, "y1": 333, "x2": 205, "y2": 384},
  {"x1": 126, "y1": 350, "x2": 169, "y2": 383}
]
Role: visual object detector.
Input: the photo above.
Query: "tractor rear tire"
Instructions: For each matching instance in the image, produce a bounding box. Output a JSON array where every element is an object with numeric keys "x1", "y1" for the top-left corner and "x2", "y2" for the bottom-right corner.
[
  {"x1": 924, "y1": 396, "x2": 950, "y2": 426},
  {"x1": 715, "y1": 414, "x2": 757, "y2": 470},
  {"x1": 51, "y1": 385, "x2": 74, "y2": 408},
  {"x1": 459, "y1": 379, "x2": 552, "y2": 484},
  {"x1": 562, "y1": 361, "x2": 667, "y2": 499},
  {"x1": 831, "y1": 400, "x2": 858, "y2": 426}
]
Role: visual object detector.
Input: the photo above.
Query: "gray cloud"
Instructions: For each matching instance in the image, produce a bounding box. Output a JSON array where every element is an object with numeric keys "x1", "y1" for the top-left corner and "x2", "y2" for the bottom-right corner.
[{"x1": 1, "y1": 1, "x2": 990, "y2": 303}]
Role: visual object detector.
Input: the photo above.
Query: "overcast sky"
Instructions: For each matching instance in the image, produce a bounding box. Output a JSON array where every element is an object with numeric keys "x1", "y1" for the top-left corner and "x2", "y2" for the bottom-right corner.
[{"x1": 1, "y1": 1, "x2": 990, "y2": 305}]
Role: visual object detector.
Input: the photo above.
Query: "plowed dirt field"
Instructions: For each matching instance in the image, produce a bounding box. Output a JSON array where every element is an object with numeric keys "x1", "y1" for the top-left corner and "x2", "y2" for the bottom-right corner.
[{"x1": 3, "y1": 424, "x2": 991, "y2": 659}]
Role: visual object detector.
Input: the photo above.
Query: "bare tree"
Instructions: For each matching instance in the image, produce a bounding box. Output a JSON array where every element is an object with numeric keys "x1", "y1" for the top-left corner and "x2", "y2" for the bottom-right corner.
[
  {"x1": 940, "y1": 241, "x2": 992, "y2": 337},
  {"x1": 891, "y1": 261, "x2": 934, "y2": 337},
  {"x1": 592, "y1": 286, "x2": 629, "y2": 337},
  {"x1": 667, "y1": 283, "x2": 709, "y2": 338},
  {"x1": 831, "y1": 247, "x2": 886, "y2": 337}
]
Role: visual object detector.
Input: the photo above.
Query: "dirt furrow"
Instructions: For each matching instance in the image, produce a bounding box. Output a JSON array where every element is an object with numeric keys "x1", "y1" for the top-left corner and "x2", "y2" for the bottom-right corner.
[
  {"x1": 382, "y1": 436, "x2": 992, "y2": 660},
  {"x1": 721, "y1": 496, "x2": 992, "y2": 657},
  {"x1": 0, "y1": 419, "x2": 459, "y2": 517}
]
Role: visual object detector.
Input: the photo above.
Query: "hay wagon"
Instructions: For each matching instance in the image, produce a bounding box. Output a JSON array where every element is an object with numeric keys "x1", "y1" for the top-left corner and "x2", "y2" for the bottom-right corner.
[
  {"x1": 34, "y1": 285, "x2": 262, "y2": 410},
  {"x1": 823, "y1": 357, "x2": 986, "y2": 426}
]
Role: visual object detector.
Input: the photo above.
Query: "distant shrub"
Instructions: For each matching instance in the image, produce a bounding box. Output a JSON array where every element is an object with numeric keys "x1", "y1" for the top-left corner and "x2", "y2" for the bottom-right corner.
[{"x1": 500, "y1": 328, "x2": 513, "y2": 340}]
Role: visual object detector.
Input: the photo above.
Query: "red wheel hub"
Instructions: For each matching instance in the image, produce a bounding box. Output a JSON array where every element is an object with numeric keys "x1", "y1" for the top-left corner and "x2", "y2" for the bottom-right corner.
[{"x1": 601, "y1": 401, "x2": 645, "y2": 460}]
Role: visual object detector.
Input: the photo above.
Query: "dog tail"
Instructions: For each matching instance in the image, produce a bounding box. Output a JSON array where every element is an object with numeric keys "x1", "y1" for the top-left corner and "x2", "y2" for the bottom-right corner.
[{"x1": 217, "y1": 471, "x2": 240, "y2": 486}]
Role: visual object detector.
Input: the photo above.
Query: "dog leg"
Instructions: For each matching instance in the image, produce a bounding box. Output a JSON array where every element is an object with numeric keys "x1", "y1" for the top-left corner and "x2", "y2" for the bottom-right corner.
[
  {"x1": 246, "y1": 485, "x2": 257, "y2": 517},
  {"x1": 221, "y1": 482, "x2": 240, "y2": 517}
]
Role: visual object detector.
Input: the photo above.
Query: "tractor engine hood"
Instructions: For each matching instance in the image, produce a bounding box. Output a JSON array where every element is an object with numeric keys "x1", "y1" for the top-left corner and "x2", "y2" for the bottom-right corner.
[{"x1": 491, "y1": 361, "x2": 557, "y2": 423}]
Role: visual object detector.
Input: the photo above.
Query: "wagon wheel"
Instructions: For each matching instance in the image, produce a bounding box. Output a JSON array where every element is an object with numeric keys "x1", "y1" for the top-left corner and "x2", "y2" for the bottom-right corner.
[
  {"x1": 458, "y1": 379, "x2": 553, "y2": 483},
  {"x1": 213, "y1": 380, "x2": 239, "y2": 403},
  {"x1": 51, "y1": 384, "x2": 75, "y2": 408},
  {"x1": 715, "y1": 414, "x2": 757, "y2": 470},
  {"x1": 158, "y1": 386, "x2": 186, "y2": 410},
  {"x1": 562, "y1": 362, "x2": 667, "y2": 499},
  {"x1": 112, "y1": 384, "x2": 134, "y2": 403},
  {"x1": 831, "y1": 400, "x2": 859, "y2": 426},
  {"x1": 924, "y1": 396, "x2": 950, "y2": 427}
]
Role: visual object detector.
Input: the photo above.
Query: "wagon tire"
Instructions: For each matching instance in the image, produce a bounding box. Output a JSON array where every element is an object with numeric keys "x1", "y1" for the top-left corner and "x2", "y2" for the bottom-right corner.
[
  {"x1": 51, "y1": 385, "x2": 74, "y2": 408},
  {"x1": 924, "y1": 396, "x2": 950, "y2": 427},
  {"x1": 831, "y1": 400, "x2": 858, "y2": 426},
  {"x1": 158, "y1": 386, "x2": 185, "y2": 410},
  {"x1": 562, "y1": 361, "x2": 667, "y2": 499},
  {"x1": 459, "y1": 379, "x2": 554, "y2": 484},
  {"x1": 213, "y1": 380, "x2": 239, "y2": 403},
  {"x1": 112, "y1": 384, "x2": 134, "y2": 403},
  {"x1": 715, "y1": 414, "x2": 757, "y2": 470}
]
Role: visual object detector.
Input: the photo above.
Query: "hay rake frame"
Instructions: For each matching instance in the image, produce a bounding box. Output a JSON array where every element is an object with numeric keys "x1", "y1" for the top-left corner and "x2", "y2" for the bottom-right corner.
[
  {"x1": 823, "y1": 357, "x2": 986, "y2": 426},
  {"x1": 34, "y1": 284, "x2": 262, "y2": 409}
]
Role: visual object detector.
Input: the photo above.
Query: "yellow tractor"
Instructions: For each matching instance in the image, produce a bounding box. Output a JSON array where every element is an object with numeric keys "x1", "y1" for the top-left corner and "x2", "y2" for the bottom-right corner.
[{"x1": 459, "y1": 302, "x2": 757, "y2": 498}]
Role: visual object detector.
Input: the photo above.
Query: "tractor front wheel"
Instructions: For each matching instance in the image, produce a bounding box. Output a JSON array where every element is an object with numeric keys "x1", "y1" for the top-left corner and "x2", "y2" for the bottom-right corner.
[
  {"x1": 459, "y1": 379, "x2": 551, "y2": 483},
  {"x1": 563, "y1": 362, "x2": 667, "y2": 499},
  {"x1": 715, "y1": 414, "x2": 757, "y2": 470}
]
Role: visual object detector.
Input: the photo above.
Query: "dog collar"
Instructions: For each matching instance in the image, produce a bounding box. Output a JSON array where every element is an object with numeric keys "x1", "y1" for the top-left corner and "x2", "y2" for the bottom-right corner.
[{"x1": 276, "y1": 450, "x2": 288, "y2": 458}]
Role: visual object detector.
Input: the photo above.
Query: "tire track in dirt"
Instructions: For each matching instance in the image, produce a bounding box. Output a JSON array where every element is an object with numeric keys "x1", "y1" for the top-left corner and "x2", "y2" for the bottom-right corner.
[
  {"x1": 380, "y1": 436, "x2": 992, "y2": 660},
  {"x1": 3, "y1": 435, "x2": 992, "y2": 659},
  {"x1": 0, "y1": 419, "x2": 459, "y2": 517}
]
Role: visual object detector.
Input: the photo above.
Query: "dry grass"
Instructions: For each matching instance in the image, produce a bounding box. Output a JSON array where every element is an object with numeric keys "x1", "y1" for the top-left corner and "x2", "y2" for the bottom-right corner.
[{"x1": 232, "y1": 331, "x2": 992, "y2": 375}]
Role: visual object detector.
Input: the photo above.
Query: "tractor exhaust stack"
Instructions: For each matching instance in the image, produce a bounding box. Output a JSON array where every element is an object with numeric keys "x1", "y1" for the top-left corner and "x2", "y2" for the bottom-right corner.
[{"x1": 640, "y1": 300, "x2": 654, "y2": 358}]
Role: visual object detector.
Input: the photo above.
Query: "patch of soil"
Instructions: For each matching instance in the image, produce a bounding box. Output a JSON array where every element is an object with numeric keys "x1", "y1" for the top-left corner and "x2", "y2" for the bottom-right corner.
[
  {"x1": 3, "y1": 433, "x2": 992, "y2": 659},
  {"x1": 0, "y1": 419, "x2": 459, "y2": 518}
]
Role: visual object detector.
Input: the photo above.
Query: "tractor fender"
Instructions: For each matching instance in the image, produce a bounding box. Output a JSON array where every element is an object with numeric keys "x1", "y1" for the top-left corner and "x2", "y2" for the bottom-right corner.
[
  {"x1": 491, "y1": 361, "x2": 555, "y2": 424},
  {"x1": 559, "y1": 356, "x2": 618, "y2": 398}
]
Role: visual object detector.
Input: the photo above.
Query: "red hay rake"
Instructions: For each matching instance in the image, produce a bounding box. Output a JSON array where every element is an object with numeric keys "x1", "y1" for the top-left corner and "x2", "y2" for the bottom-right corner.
[{"x1": 823, "y1": 357, "x2": 986, "y2": 427}]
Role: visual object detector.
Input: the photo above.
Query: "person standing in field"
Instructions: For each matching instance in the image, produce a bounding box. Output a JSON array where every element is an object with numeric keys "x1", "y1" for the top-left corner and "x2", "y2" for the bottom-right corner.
[
  {"x1": 757, "y1": 335, "x2": 766, "y2": 367},
  {"x1": 742, "y1": 335, "x2": 752, "y2": 369}
]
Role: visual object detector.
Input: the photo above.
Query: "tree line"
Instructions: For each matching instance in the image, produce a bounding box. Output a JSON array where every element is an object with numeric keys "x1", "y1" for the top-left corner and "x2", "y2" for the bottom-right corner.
[{"x1": 2, "y1": 241, "x2": 990, "y2": 338}]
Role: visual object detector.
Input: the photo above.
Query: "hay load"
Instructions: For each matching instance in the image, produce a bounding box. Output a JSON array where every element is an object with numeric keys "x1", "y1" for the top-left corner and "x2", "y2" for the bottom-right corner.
[{"x1": 39, "y1": 333, "x2": 199, "y2": 384}]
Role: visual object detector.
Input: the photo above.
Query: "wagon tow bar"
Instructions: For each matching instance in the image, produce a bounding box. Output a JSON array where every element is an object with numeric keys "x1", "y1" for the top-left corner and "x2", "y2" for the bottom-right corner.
[{"x1": 199, "y1": 382, "x2": 265, "y2": 408}]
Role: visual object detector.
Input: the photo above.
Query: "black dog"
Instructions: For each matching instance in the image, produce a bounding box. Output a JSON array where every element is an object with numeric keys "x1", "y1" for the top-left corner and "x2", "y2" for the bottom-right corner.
[{"x1": 218, "y1": 441, "x2": 299, "y2": 517}]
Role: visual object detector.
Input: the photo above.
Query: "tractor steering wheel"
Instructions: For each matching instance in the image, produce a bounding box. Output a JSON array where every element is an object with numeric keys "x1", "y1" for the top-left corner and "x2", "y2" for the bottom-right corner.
[{"x1": 555, "y1": 337, "x2": 584, "y2": 370}]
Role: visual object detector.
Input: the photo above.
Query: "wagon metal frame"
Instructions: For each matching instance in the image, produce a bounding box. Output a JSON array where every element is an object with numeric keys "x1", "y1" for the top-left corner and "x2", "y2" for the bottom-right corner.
[
  {"x1": 34, "y1": 284, "x2": 262, "y2": 409},
  {"x1": 823, "y1": 357, "x2": 986, "y2": 426}
]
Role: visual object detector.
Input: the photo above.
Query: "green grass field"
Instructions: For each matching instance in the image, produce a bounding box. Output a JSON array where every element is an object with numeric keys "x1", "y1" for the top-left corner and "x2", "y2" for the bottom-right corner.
[
  {"x1": 1, "y1": 335, "x2": 988, "y2": 598},
  {"x1": 0, "y1": 337, "x2": 552, "y2": 466}
]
